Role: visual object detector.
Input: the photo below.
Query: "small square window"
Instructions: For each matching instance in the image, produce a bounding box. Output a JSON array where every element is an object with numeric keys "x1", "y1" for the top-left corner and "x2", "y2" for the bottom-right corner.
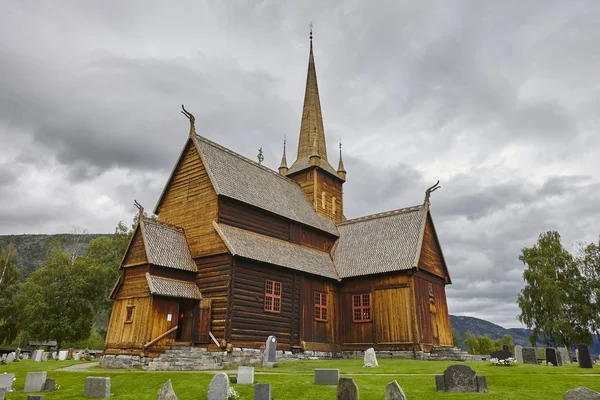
[
  {"x1": 265, "y1": 279, "x2": 282, "y2": 313},
  {"x1": 352, "y1": 294, "x2": 371, "y2": 322},
  {"x1": 125, "y1": 306, "x2": 135, "y2": 323}
]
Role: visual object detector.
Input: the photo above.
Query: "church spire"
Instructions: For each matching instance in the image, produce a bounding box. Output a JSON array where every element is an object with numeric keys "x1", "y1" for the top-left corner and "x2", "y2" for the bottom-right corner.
[
  {"x1": 297, "y1": 25, "x2": 327, "y2": 161},
  {"x1": 278, "y1": 139, "x2": 288, "y2": 175},
  {"x1": 337, "y1": 141, "x2": 346, "y2": 181}
]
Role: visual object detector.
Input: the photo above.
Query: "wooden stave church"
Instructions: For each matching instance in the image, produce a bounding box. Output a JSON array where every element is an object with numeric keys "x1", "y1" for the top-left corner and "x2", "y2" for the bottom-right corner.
[{"x1": 105, "y1": 36, "x2": 453, "y2": 358}]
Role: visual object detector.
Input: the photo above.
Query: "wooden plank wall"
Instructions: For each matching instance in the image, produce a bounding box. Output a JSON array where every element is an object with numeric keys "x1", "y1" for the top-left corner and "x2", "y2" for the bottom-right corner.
[
  {"x1": 230, "y1": 258, "x2": 300, "y2": 349},
  {"x1": 117, "y1": 265, "x2": 150, "y2": 299},
  {"x1": 413, "y1": 272, "x2": 453, "y2": 348},
  {"x1": 288, "y1": 169, "x2": 315, "y2": 207},
  {"x1": 219, "y1": 197, "x2": 290, "y2": 240},
  {"x1": 148, "y1": 297, "x2": 179, "y2": 350},
  {"x1": 315, "y1": 170, "x2": 344, "y2": 224},
  {"x1": 157, "y1": 140, "x2": 227, "y2": 258},
  {"x1": 105, "y1": 296, "x2": 152, "y2": 352},
  {"x1": 195, "y1": 254, "x2": 231, "y2": 343},
  {"x1": 122, "y1": 228, "x2": 147, "y2": 266},
  {"x1": 302, "y1": 276, "x2": 338, "y2": 347},
  {"x1": 418, "y1": 214, "x2": 448, "y2": 280},
  {"x1": 289, "y1": 225, "x2": 336, "y2": 252}
]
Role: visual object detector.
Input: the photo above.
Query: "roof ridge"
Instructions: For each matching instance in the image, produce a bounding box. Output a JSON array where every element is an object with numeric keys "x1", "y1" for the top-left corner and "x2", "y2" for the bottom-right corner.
[
  {"x1": 196, "y1": 135, "x2": 293, "y2": 183},
  {"x1": 338, "y1": 204, "x2": 425, "y2": 226}
]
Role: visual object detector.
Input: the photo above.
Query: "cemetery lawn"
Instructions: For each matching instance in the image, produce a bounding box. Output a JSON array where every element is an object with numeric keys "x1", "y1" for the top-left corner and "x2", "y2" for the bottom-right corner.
[{"x1": 1, "y1": 358, "x2": 599, "y2": 399}]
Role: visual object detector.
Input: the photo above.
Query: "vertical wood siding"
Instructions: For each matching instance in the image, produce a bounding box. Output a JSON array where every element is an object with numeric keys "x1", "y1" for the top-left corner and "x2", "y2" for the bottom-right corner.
[
  {"x1": 195, "y1": 254, "x2": 231, "y2": 343},
  {"x1": 157, "y1": 140, "x2": 227, "y2": 258},
  {"x1": 288, "y1": 170, "x2": 315, "y2": 206},
  {"x1": 117, "y1": 265, "x2": 150, "y2": 298},
  {"x1": 413, "y1": 273, "x2": 453, "y2": 348},
  {"x1": 315, "y1": 170, "x2": 344, "y2": 224},
  {"x1": 418, "y1": 214, "x2": 448, "y2": 280},
  {"x1": 148, "y1": 297, "x2": 179, "y2": 349},
  {"x1": 218, "y1": 197, "x2": 290, "y2": 240},
  {"x1": 105, "y1": 296, "x2": 152, "y2": 351},
  {"x1": 302, "y1": 276, "x2": 338, "y2": 345},
  {"x1": 122, "y1": 228, "x2": 148, "y2": 266},
  {"x1": 289, "y1": 225, "x2": 336, "y2": 252}
]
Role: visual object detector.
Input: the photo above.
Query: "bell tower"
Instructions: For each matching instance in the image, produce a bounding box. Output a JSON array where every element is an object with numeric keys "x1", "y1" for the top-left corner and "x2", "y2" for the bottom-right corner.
[{"x1": 282, "y1": 27, "x2": 346, "y2": 224}]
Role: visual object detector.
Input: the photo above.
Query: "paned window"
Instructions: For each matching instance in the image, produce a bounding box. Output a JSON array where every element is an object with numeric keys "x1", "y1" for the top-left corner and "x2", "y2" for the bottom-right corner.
[
  {"x1": 125, "y1": 306, "x2": 135, "y2": 323},
  {"x1": 264, "y1": 279, "x2": 282, "y2": 313},
  {"x1": 352, "y1": 294, "x2": 371, "y2": 322},
  {"x1": 314, "y1": 291, "x2": 328, "y2": 321}
]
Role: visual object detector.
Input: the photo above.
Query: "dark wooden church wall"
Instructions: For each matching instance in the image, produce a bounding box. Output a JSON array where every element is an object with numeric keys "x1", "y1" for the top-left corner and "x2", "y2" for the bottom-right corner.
[
  {"x1": 289, "y1": 225, "x2": 336, "y2": 252},
  {"x1": 301, "y1": 276, "x2": 339, "y2": 349},
  {"x1": 149, "y1": 265, "x2": 196, "y2": 281},
  {"x1": 218, "y1": 197, "x2": 290, "y2": 240},
  {"x1": 413, "y1": 272, "x2": 453, "y2": 349},
  {"x1": 418, "y1": 214, "x2": 448, "y2": 280},
  {"x1": 229, "y1": 258, "x2": 301, "y2": 349},
  {"x1": 195, "y1": 254, "x2": 232, "y2": 344}
]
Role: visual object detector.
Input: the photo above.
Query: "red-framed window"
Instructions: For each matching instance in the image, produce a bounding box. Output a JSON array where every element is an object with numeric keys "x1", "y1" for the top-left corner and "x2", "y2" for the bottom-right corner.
[
  {"x1": 352, "y1": 294, "x2": 371, "y2": 322},
  {"x1": 125, "y1": 306, "x2": 135, "y2": 323},
  {"x1": 314, "y1": 291, "x2": 327, "y2": 321},
  {"x1": 264, "y1": 279, "x2": 282, "y2": 313}
]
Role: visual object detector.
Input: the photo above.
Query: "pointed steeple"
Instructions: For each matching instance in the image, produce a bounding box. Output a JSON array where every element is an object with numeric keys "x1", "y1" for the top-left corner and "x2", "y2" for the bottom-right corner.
[
  {"x1": 278, "y1": 139, "x2": 288, "y2": 175},
  {"x1": 297, "y1": 26, "x2": 327, "y2": 161},
  {"x1": 337, "y1": 141, "x2": 346, "y2": 181}
]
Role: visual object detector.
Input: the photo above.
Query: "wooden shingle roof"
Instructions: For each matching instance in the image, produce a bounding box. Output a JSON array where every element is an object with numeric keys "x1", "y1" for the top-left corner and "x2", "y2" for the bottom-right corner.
[
  {"x1": 146, "y1": 274, "x2": 202, "y2": 300},
  {"x1": 140, "y1": 219, "x2": 197, "y2": 272},
  {"x1": 333, "y1": 205, "x2": 427, "y2": 278},
  {"x1": 214, "y1": 222, "x2": 340, "y2": 280}
]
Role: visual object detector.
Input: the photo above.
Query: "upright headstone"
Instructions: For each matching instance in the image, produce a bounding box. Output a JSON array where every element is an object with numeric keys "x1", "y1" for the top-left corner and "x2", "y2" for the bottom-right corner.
[
  {"x1": 0, "y1": 374, "x2": 15, "y2": 393},
  {"x1": 546, "y1": 348, "x2": 559, "y2": 366},
  {"x1": 43, "y1": 379, "x2": 56, "y2": 392},
  {"x1": 263, "y1": 335, "x2": 277, "y2": 367},
  {"x1": 0, "y1": 354, "x2": 5, "y2": 362},
  {"x1": 157, "y1": 379, "x2": 178, "y2": 400},
  {"x1": 207, "y1": 372, "x2": 229, "y2": 400},
  {"x1": 577, "y1": 344, "x2": 593, "y2": 369},
  {"x1": 363, "y1": 347, "x2": 378, "y2": 367},
  {"x1": 558, "y1": 347, "x2": 571, "y2": 364},
  {"x1": 564, "y1": 387, "x2": 600, "y2": 400},
  {"x1": 0, "y1": 388, "x2": 5, "y2": 400},
  {"x1": 84, "y1": 377, "x2": 111, "y2": 398},
  {"x1": 557, "y1": 350, "x2": 563, "y2": 366},
  {"x1": 25, "y1": 372, "x2": 47, "y2": 392},
  {"x1": 385, "y1": 381, "x2": 407, "y2": 400},
  {"x1": 6, "y1": 353, "x2": 15, "y2": 363},
  {"x1": 73, "y1": 352, "x2": 82, "y2": 361},
  {"x1": 43, "y1": 352, "x2": 51, "y2": 362},
  {"x1": 51, "y1": 352, "x2": 57, "y2": 360},
  {"x1": 522, "y1": 347, "x2": 538, "y2": 364},
  {"x1": 514, "y1": 345, "x2": 523, "y2": 363},
  {"x1": 435, "y1": 365, "x2": 487, "y2": 393},
  {"x1": 337, "y1": 377, "x2": 359, "y2": 400},
  {"x1": 490, "y1": 348, "x2": 513, "y2": 360},
  {"x1": 34, "y1": 350, "x2": 44, "y2": 362},
  {"x1": 58, "y1": 351, "x2": 68, "y2": 361},
  {"x1": 22, "y1": 353, "x2": 29, "y2": 360},
  {"x1": 254, "y1": 384, "x2": 272, "y2": 400},
  {"x1": 237, "y1": 366, "x2": 254, "y2": 384},
  {"x1": 27, "y1": 396, "x2": 45, "y2": 400},
  {"x1": 315, "y1": 369, "x2": 340, "y2": 385}
]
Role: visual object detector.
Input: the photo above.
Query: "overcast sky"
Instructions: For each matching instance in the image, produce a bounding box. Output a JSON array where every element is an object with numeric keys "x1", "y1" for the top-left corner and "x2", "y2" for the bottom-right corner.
[{"x1": 1, "y1": 1, "x2": 599, "y2": 328}]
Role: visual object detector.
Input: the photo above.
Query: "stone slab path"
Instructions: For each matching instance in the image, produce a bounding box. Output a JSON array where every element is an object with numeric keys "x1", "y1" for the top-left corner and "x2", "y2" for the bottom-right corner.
[{"x1": 56, "y1": 362, "x2": 99, "y2": 372}]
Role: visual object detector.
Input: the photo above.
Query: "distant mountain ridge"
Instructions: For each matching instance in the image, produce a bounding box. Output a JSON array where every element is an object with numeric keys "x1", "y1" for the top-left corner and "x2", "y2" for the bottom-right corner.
[{"x1": 450, "y1": 314, "x2": 600, "y2": 356}]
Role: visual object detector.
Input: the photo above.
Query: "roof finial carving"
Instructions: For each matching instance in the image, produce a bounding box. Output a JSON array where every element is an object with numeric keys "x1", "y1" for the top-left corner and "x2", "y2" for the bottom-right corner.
[
  {"x1": 337, "y1": 139, "x2": 346, "y2": 181},
  {"x1": 309, "y1": 22, "x2": 313, "y2": 41},
  {"x1": 424, "y1": 180, "x2": 441, "y2": 204},
  {"x1": 134, "y1": 200, "x2": 145, "y2": 223},
  {"x1": 181, "y1": 105, "x2": 196, "y2": 137},
  {"x1": 257, "y1": 147, "x2": 264, "y2": 166}
]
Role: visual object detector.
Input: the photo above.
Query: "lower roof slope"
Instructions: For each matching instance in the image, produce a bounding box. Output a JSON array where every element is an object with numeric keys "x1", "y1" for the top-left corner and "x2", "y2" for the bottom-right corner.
[{"x1": 146, "y1": 273, "x2": 202, "y2": 300}]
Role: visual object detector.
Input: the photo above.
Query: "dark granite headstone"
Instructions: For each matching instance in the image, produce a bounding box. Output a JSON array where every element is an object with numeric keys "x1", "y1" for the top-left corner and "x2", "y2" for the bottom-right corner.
[
  {"x1": 435, "y1": 365, "x2": 487, "y2": 393},
  {"x1": 546, "y1": 348, "x2": 559, "y2": 367},
  {"x1": 522, "y1": 347, "x2": 538, "y2": 364},
  {"x1": 490, "y1": 350, "x2": 513, "y2": 360},
  {"x1": 577, "y1": 344, "x2": 593, "y2": 369},
  {"x1": 315, "y1": 369, "x2": 340, "y2": 385},
  {"x1": 336, "y1": 377, "x2": 359, "y2": 400},
  {"x1": 556, "y1": 350, "x2": 563, "y2": 366},
  {"x1": 27, "y1": 396, "x2": 45, "y2": 400},
  {"x1": 84, "y1": 377, "x2": 111, "y2": 398},
  {"x1": 254, "y1": 384, "x2": 271, "y2": 400},
  {"x1": 43, "y1": 379, "x2": 56, "y2": 392},
  {"x1": 502, "y1": 345, "x2": 510, "y2": 352},
  {"x1": 564, "y1": 387, "x2": 600, "y2": 400}
]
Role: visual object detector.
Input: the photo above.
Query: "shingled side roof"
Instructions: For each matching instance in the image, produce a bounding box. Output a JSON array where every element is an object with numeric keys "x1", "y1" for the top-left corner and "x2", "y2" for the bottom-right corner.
[
  {"x1": 333, "y1": 205, "x2": 427, "y2": 278},
  {"x1": 194, "y1": 136, "x2": 338, "y2": 236},
  {"x1": 138, "y1": 219, "x2": 197, "y2": 272},
  {"x1": 214, "y1": 222, "x2": 340, "y2": 280},
  {"x1": 146, "y1": 273, "x2": 202, "y2": 300}
]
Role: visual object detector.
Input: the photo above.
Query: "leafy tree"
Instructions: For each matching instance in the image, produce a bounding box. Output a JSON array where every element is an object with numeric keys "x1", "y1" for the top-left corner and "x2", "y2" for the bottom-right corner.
[
  {"x1": 477, "y1": 335, "x2": 494, "y2": 355},
  {"x1": 517, "y1": 231, "x2": 592, "y2": 348},
  {"x1": 500, "y1": 334, "x2": 515, "y2": 352},
  {"x1": 464, "y1": 332, "x2": 478, "y2": 354},
  {"x1": 0, "y1": 244, "x2": 20, "y2": 343},
  {"x1": 578, "y1": 238, "x2": 600, "y2": 340},
  {"x1": 16, "y1": 242, "x2": 96, "y2": 349}
]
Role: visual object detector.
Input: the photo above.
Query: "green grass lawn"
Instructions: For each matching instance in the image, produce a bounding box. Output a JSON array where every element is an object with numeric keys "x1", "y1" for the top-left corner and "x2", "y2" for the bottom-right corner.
[{"x1": 1, "y1": 358, "x2": 599, "y2": 399}]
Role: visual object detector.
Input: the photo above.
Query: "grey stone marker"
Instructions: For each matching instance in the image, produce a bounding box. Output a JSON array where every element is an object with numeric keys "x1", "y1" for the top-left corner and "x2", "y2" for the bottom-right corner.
[
  {"x1": 0, "y1": 388, "x2": 6, "y2": 400},
  {"x1": 514, "y1": 345, "x2": 523, "y2": 363},
  {"x1": 34, "y1": 350, "x2": 44, "y2": 362},
  {"x1": 386, "y1": 380, "x2": 406, "y2": 400},
  {"x1": 337, "y1": 377, "x2": 359, "y2": 400},
  {"x1": 58, "y1": 351, "x2": 68, "y2": 361},
  {"x1": 22, "y1": 353, "x2": 29, "y2": 360},
  {"x1": 315, "y1": 369, "x2": 340, "y2": 385},
  {"x1": 207, "y1": 372, "x2": 229, "y2": 400},
  {"x1": 263, "y1": 335, "x2": 277, "y2": 367},
  {"x1": 84, "y1": 377, "x2": 111, "y2": 398},
  {"x1": 0, "y1": 374, "x2": 15, "y2": 392},
  {"x1": 254, "y1": 384, "x2": 272, "y2": 400},
  {"x1": 237, "y1": 366, "x2": 254, "y2": 384},
  {"x1": 546, "y1": 348, "x2": 559, "y2": 366},
  {"x1": 73, "y1": 352, "x2": 81, "y2": 361},
  {"x1": 5, "y1": 353, "x2": 15, "y2": 363},
  {"x1": 158, "y1": 379, "x2": 178, "y2": 400},
  {"x1": 43, "y1": 379, "x2": 56, "y2": 392},
  {"x1": 564, "y1": 387, "x2": 600, "y2": 400},
  {"x1": 363, "y1": 347, "x2": 378, "y2": 367},
  {"x1": 435, "y1": 365, "x2": 487, "y2": 393},
  {"x1": 25, "y1": 372, "x2": 47, "y2": 392},
  {"x1": 522, "y1": 347, "x2": 538, "y2": 364},
  {"x1": 0, "y1": 354, "x2": 5, "y2": 362},
  {"x1": 27, "y1": 396, "x2": 45, "y2": 400},
  {"x1": 577, "y1": 344, "x2": 593, "y2": 369},
  {"x1": 558, "y1": 347, "x2": 570, "y2": 364}
]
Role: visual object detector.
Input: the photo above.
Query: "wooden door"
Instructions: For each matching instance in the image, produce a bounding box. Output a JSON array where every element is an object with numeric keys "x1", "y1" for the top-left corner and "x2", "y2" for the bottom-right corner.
[
  {"x1": 192, "y1": 299, "x2": 212, "y2": 344},
  {"x1": 374, "y1": 287, "x2": 413, "y2": 344}
]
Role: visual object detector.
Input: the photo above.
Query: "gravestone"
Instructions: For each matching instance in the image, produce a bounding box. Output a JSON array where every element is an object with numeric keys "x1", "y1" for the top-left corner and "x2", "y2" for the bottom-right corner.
[
  {"x1": 43, "y1": 379, "x2": 56, "y2": 392},
  {"x1": 263, "y1": 335, "x2": 277, "y2": 367},
  {"x1": 564, "y1": 387, "x2": 600, "y2": 400},
  {"x1": 557, "y1": 350, "x2": 563, "y2": 366},
  {"x1": 336, "y1": 377, "x2": 359, "y2": 400},
  {"x1": 0, "y1": 388, "x2": 6, "y2": 400},
  {"x1": 315, "y1": 369, "x2": 340, "y2": 385},
  {"x1": 73, "y1": 352, "x2": 82, "y2": 361},
  {"x1": 522, "y1": 347, "x2": 538, "y2": 364},
  {"x1": 15, "y1": 348, "x2": 21, "y2": 359},
  {"x1": 546, "y1": 348, "x2": 559, "y2": 367},
  {"x1": 385, "y1": 380, "x2": 407, "y2": 400},
  {"x1": 558, "y1": 348, "x2": 570, "y2": 364},
  {"x1": 67, "y1": 348, "x2": 73, "y2": 360},
  {"x1": 22, "y1": 353, "x2": 29, "y2": 360},
  {"x1": 435, "y1": 365, "x2": 487, "y2": 393},
  {"x1": 157, "y1": 379, "x2": 178, "y2": 400},
  {"x1": 490, "y1": 348, "x2": 512, "y2": 360},
  {"x1": 514, "y1": 345, "x2": 523, "y2": 363},
  {"x1": 25, "y1": 372, "x2": 47, "y2": 392},
  {"x1": 34, "y1": 350, "x2": 44, "y2": 362},
  {"x1": 0, "y1": 374, "x2": 15, "y2": 393},
  {"x1": 27, "y1": 396, "x2": 45, "y2": 400},
  {"x1": 207, "y1": 372, "x2": 229, "y2": 400},
  {"x1": 577, "y1": 344, "x2": 593, "y2": 369},
  {"x1": 6, "y1": 353, "x2": 15, "y2": 363},
  {"x1": 0, "y1": 354, "x2": 5, "y2": 362},
  {"x1": 363, "y1": 347, "x2": 378, "y2": 367},
  {"x1": 51, "y1": 352, "x2": 57, "y2": 359},
  {"x1": 58, "y1": 351, "x2": 68, "y2": 361},
  {"x1": 254, "y1": 384, "x2": 272, "y2": 400},
  {"x1": 43, "y1": 352, "x2": 51, "y2": 361},
  {"x1": 84, "y1": 377, "x2": 111, "y2": 398},
  {"x1": 237, "y1": 366, "x2": 254, "y2": 384}
]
